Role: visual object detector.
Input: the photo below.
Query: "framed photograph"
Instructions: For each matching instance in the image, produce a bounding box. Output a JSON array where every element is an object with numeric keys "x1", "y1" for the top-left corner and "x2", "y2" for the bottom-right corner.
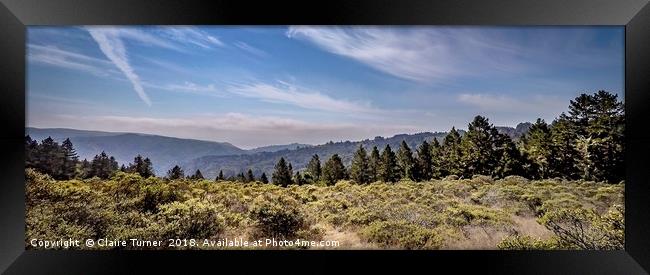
[{"x1": 1, "y1": 0, "x2": 649, "y2": 273}]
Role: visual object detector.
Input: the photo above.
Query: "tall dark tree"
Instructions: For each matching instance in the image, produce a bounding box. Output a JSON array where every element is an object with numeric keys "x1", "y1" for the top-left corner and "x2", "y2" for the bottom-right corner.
[
  {"x1": 79, "y1": 159, "x2": 92, "y2": 179},
  {"x1": 247, "y1": 169, "x2": 255, "y2": 182},
  {"x1": 89, "y1": 151, "x2": 118, "y2": 179},
  {"x1": 60, "y1": 138, "x2": 78, "y2": 179},
  {"x1": 272, "y1": 157, "x2": 293, "y2": 187},
  {"x1": 25, "y1": 135, "x2": 38, "y2": 168},
  {"x1": 293, "y1": 171, "x2": 306, "y2": 185},
  {"x1": 430, "y1": 138, "x2": 443, "y2": 179},
  {"x1": 192, "y1": 169, "x2": 204, "y2": 180},
  {"x1": 166, "y1": 165, "x2": 184, "y2": 180},
  {"x1": 369, "y1": 146, "x2": 381, "y2": 182},
  {"x1": 416, "y1": 140, "x2": 433, "y2": 181},
  {"x1": 520, "y1": 119, "x2": 554, "y2": 179},
  {"x1": 128, "y1": 155, "x2": 155, "y2": 178},
  {"x1": 349, "y1": 145, "x2": 371, "y2": 184},
  {"x1": 288, "y1": 163, "x2": 293, "y2": 179},
  {"x1": 440, "y1": 127, "x2": 463, "y2": 177},
  {"x1": 306, "y1": 154, "x2": 322, "y2": 181},
  {"x1": 549, "y1": 113, "x2": 580, "y2": 179},
  {"x1": 37, "y1": 137, "x2": 64, "y2": 178},
  {"x1": 260, "y1": 172, "x2": 269, "y2": 184},
  {"x1": 460, "y1": 116, "x2": 498, "y2": 177},
  {"x1": 236, "y1": 172, "x2": 246, "y2": 182},
  {"x1": 322, "y1": 154, "x2": 347, "y2": 186},
  {"x1": 396, "y1": 141, "x2": 416, "y2": 180},
  {"x1": 569, "y1": 91, "x2": 624, "y2": 182},
  {"x1": 493, "y1": 132, "x2": 523, "y2": 178},
  {"x1": 379, "y1": 144, "x2": 400, "y2": 183},
  {"x1": 216, "y1": 170, "x2": 225, "y2": 181}
]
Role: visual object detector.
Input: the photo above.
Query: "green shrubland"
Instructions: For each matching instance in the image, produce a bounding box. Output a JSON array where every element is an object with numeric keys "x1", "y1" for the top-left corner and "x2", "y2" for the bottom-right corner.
[{"x1": 26, "y1": 169, "x2": 623, "y2": 250}]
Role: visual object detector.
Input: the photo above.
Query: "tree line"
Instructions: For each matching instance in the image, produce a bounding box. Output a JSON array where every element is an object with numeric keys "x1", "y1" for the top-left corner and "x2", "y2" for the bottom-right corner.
[
  {"x1": 267, "y1": 90, "x2": 624, "y2": 186},
  {"x1": 26, "y1": 91, "x2": 623, "y2": 185}
]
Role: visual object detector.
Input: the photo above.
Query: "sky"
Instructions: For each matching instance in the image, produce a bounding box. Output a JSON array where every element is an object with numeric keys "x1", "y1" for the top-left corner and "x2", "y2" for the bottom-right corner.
[{"x1": 26, "y1": 26, "x2": 624, "y2": 149}]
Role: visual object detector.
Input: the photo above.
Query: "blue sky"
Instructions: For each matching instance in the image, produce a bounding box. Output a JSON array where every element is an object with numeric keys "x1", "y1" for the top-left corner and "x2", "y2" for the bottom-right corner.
[{"x1": 27, "y1": 26, "x2": 624, "y2": 148}]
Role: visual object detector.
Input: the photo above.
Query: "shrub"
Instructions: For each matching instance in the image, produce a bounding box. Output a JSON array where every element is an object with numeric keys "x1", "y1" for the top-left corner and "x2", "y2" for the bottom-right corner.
[
  {"x1": 157, "y1": 198, "x2": 225, "y2": 240},
  {"x1": 249, "y1": 193, "x2": 307, "y2": 239},
  {"x1": 361, "y1": 221, "x2": 442, "y2": 249},
  {"x1": 538, "y1": 205, "x2": 624, "y2": 250},
  {"x1": 497, "y1": 235, "x2": 560, "y2": 250}
]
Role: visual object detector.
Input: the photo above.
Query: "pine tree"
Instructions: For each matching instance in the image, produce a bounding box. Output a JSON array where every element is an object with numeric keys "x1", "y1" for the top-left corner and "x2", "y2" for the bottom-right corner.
[
  {"x1": 493, "y1": 132, "x2": 523, "y2": 178},
  {"x1": 306, "y1": 154, "x2": 322, "y2": 181},
  {"x1": 216, "y1": 170, "x2": 225, "y2": 181},
  {"x1": 236, "y1": 172, "x2": 246, "y2": 182},
  {"x1": 396, "y1": 141, "x2": 416, "y2": 180},
  {"x1": 460, "y1": 116, "x2": 498, "y2": 177},
  {"x1": 520, "y1": 118, "x2": 553, "y2": 179},
  {"x1": 129, "y1": 155, "x2": 154, "y2": 178},
  {"x1": 272, "y1": 157, "x2": 293, "y2": 187},
  {"x1": 79, "y1": 159, "x2": 92, "y2": 179},
  {"x1": 293, "y1": 171, "x2": 306, "y2": 185},
  {"x1": 379, "y1": 144, "x2": 400, "y2": 183},
  {"x1": 192, "y1": 169, "x2": 204, "y2": 180},
  {"x1": 568, "y1": 91, "x2": 624, "y2": 182},
  {"x1": 89, "y1": 151, "x2": 117, "y2": 179},
  {"x1": 247, "y1": 169, "x2": 255, "y2": 182},
  {"x1": 37, "y1": 137, "x2": 64, "y2": 178},
  {"x1": 369, "y1": 146, "x2": 381, "y2": 182},
  {"x1": 349, "y1": 145, "x2": 371, "y2": 184},
  {"x1": 25, "y1": 135, "x2": 38, "y2": 168},
  {"x1": 440, "y1": 127, "x2": 463, "y2": 177},
  {"x1": 322, "y1": 154, "x2": 347, "y2": 186},
  {"x1": 416, "y1": 140, "x2": 433, "y2": 181},
  {"x1": 430, "y1": 138, "x2": 443, "y2": 179},
  {"x1": 549, "y1": 113, "x2": 580, "y2": 180},
  {"x1": 288, "y1": 163, "x2": 293, "y2": 179},
  {"x1": 166, "y1": 165, "x2": 184, "y2": 180},
  {"x1": 260, "y1": 172, "x2": 269, "y2": 184},
  {"x1": 60, "y1": 138, "x2": 78, "y2": 179}
]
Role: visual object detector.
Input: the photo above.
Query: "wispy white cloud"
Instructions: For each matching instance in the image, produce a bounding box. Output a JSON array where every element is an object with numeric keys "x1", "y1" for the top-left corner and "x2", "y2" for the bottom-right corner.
[
  {"x1": 27, "y1": 44, "x2": 116, "y2": 77},
  {"x1": 87, "y1": 27, "x2": 152, "y2": 106},
  {"x1": 287, "y1": 26, "x2": 610, "y2": 83},
  {"x1": 227, "y1": 81, "x2": 375, "y2": 113},
  {"x1": 157, "y1": 27, "x2": 225, "y2": 49},
  {"x1": 234, "y1": 41, "x2": 268, "y2": 58}
]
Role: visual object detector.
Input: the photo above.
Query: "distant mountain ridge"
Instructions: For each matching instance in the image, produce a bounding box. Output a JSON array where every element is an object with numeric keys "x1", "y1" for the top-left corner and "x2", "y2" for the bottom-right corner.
[
  {"x1": 181, "y1": 132, "x2": 452, "y2": 179},
  {"x1": 26, "y1": 123, "x2": 531, "y2": 178}
]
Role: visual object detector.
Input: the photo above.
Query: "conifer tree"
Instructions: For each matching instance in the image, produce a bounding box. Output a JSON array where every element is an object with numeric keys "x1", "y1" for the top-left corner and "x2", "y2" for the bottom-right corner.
[
  {"x1": 460, "y1": 116, "x2": 498, "y2": 177},
  {"x1": 60, "y1": 138, "x2": 78, "y2": 179},
  {"x1": 192, "y1": 169, "x2": 204, "y2": 180},
  {"x1": 260, "y1": 172, "x2": 269, "y2": 184},
  {"x1": 440, "y1": 127, "x2": 463, "y2": 177},
  {"x1": 350, "y1": 145, "x2": 371, "y2": 184},
  {"x1": 272, "y1": 157, "x2": 293, "y2": 187},
  {"x1": 216, "y1": 170, "x2": 225, "y2": 181},
  {"x1": 247, "y1": 169, "x2": 255, "y2": 182},
  {"x1": 369, "y1": 146, "x2": 381, "y2": 182},
  {"x1": 293, "y1": 171, "x2": 306, "y2": 185},
  {"x1": 430, "y1": 138, "x2": 443, "y2": 179},
  {"x1": 396, "y1": 141, "x2": 416, "y2": 180},
  {"x1": 322, "y1": 154, "x2": 347, "y2": 186},
  {"x1": 306, "y1": 154, "x2": 322, "y2": 181},
  {"x1": 166, "y1": 165, "x2": 184, "y2": 180},
  {"x1": 416, "y1": 140, "x2": 433, "y2": 181},
  {"x1": 549, "y1": 113, "x2": 580, "y2": 180},
  {"x1": 520, "y1": 118, "x2": 554, "y2": 179},
  {"x1": 379, "y1": 144, "x2": 400, "y2": 183}
]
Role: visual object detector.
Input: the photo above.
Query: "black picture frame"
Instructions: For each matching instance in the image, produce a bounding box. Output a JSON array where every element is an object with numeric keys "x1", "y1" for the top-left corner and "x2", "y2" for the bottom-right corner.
[{"x1": 1, "y1": 0, "x2": 649, "y2": 274}]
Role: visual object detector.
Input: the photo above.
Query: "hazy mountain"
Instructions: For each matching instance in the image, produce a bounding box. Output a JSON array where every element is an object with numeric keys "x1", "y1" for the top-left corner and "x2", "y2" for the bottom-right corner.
[
  {"x1": 26, "y1": 128, "x2": 245, "y2": 175},
  {"x1": 181, "y1": 132, "x2": 452, "y2": 179},
  {"x1": 248, "y1": 143, "x2": 313, "y2": 154},
  {"x1": 495, "y1": 122, "x2": 532, "y2": 140},
  {"x1": 26, "y1": 122, "x2": 529, "y2": 179}
]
